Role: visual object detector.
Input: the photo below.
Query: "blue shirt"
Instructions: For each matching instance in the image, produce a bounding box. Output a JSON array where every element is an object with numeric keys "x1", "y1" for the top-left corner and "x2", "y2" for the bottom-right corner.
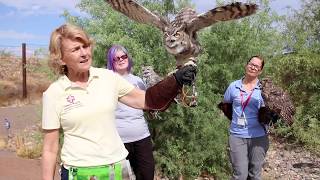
[{"x1": 224, "y1": 78, "x2": 266, "y2": 138}]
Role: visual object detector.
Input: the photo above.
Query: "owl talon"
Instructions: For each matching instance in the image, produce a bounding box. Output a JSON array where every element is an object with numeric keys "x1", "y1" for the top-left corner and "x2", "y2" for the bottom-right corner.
[
  {"x1": 184, "y1": 61, "x2": 197, "y2": 67},
  {"x1": 182, "y1": 57, "x2": 197, "y2": 67}
]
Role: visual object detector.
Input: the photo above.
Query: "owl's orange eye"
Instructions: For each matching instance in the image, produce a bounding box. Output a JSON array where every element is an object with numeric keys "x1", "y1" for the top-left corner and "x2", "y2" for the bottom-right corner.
[{"x1": 174, "y1": 32, "x2": 181, "y2": 38}]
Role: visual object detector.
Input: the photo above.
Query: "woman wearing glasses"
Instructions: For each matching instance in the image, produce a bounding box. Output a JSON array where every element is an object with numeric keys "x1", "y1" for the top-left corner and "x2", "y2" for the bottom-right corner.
[
  {"x1": 106, "y1": 45, "x2": 154, "y2": 180},
  {"x1": 222, "y1": 56, "x2": 268, "y2": 180}
]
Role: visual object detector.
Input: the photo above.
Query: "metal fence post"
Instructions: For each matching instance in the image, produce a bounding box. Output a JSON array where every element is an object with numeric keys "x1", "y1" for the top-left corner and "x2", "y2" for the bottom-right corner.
[{"x1": 22, "y1": 43, "x2": 27, "y2": 98}]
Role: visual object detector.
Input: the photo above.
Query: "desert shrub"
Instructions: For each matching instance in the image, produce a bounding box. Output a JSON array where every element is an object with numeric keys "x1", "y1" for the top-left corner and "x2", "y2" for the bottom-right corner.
[
  {"x1": 15, "y1": 128, "x2": 43, "y2": 159},
  {"x1": 267, "y1": 53, "x2": 320, "y2": 154}
]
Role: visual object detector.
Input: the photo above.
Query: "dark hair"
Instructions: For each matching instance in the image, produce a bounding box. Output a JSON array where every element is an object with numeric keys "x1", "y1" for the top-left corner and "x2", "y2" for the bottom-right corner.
[
  {"x1": 106, "y1": 45, "x2": 133, "y2": 72},
  {"x1": 247, "y1": 55, "x2": 265, "y2": 70}
]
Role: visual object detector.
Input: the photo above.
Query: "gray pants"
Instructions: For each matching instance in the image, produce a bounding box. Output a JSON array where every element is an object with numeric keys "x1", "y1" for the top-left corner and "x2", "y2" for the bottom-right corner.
[{"x1": 228, "y1": 135, "x2": 269, "y2": 180}]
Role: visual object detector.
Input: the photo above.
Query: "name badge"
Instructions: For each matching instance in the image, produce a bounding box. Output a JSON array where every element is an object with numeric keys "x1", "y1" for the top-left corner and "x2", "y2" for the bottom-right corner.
[{"x1": 237, "y1": 116, "x2": 246, "y2": 127}]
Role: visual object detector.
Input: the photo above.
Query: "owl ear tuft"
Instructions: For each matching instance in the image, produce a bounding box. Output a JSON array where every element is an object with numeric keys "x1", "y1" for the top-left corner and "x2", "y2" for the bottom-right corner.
[{"x1": 174, "y1": 23, "x2": 186, "y2": 32}]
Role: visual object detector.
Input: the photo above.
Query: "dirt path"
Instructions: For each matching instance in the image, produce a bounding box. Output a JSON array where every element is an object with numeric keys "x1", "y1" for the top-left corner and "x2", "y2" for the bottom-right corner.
[
  {"x1": 0, "y1": 150, "x2": 60, "y2": 180},
  {"x1": 0, "y1": 105, "x2": 60, "y2": 180},
  {"x1": 0, "y1": 105, "x2": 41, "y2": 137}
]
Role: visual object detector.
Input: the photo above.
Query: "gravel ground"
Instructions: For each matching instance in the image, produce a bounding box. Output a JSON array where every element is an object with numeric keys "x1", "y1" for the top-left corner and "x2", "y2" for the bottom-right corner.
[{"x1": 262, "y1": 136, "x2": 320, "y2": 180}]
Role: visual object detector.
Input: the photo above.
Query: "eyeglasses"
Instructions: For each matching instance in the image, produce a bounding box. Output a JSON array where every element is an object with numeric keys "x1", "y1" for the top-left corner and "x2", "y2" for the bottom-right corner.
[
  {"x1": 114, "y1": 54, "x2": 128, "y2": 62},
  {"x1": 247, "y1": 62, "x2": 261, "y2": 70}
]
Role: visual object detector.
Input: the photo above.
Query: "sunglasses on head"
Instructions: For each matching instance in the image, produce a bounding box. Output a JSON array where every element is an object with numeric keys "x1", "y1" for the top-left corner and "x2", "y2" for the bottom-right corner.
[{"x1": 114, "y1": 54, "x2": 128, "y2": 62}]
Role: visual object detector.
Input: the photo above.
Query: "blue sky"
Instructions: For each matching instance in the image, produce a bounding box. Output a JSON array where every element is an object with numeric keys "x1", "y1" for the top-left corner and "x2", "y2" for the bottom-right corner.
[{"x1": 0, "y1": 0, "x2": 301, "y2": 55}]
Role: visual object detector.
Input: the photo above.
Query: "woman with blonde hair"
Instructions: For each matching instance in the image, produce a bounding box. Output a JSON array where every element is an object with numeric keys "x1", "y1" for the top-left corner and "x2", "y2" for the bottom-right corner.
[{"x1": 41, "y1": 24, "x2": 196, "y2": 180}]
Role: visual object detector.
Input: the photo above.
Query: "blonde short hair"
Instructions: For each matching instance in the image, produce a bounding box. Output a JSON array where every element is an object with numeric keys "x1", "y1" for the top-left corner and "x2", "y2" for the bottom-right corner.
[{"x1": 49, "y1": 24, "x2": 93, "y2": 75}]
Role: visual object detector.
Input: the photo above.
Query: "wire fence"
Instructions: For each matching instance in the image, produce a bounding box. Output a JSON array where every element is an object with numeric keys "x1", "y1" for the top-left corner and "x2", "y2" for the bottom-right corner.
[
  {"x1": 0, "y1": 43, "x2": 49, "y2": 59},
  {"x1": 0, "y1": 43, "x2": 51, "y2": 100}
]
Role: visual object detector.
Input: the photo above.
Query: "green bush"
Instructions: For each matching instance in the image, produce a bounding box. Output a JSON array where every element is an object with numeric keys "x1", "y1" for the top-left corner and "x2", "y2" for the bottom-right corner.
[
  {"x1": 150, "y1": 93, "x2": 231, "y2": 179},
  {"x1": 268, "y1": 53, "x2": 320, "y2": 154}
]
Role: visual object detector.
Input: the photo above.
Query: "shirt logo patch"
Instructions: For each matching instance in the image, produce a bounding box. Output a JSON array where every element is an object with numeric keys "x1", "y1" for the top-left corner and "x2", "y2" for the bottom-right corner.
[
  {"x1": 63, "y1": 95, "x2": 83, "y2": 114},
  {"x1": 66, "y1": 95, "x2": 75, "y2": 104}
]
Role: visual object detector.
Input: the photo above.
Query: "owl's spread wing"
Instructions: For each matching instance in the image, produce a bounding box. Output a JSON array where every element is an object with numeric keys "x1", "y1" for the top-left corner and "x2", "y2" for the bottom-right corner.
[
  {"x1": 105, "y1": 0, "x2": 168, "y2": 30},
  {"x1": 188, "y1": 2, "x2": 258, "y2": 32}
]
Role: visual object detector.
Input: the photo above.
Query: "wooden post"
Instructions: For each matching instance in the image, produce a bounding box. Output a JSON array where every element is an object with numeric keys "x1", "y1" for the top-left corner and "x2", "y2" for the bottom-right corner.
[{"x1": 22, "y1": 43, "x2": 27, "y2": 98}]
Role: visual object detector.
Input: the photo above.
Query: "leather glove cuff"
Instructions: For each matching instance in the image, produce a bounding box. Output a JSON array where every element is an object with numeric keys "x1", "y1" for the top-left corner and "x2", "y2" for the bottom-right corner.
[{"x1": 145, "y1": 75, "x2": 181, "y2": 111}]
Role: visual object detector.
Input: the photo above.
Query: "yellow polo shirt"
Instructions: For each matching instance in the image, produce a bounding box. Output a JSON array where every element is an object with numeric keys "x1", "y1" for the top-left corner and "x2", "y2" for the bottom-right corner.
[{"x1": 42, "y1": 67, "x2": 134, "y2": 167}]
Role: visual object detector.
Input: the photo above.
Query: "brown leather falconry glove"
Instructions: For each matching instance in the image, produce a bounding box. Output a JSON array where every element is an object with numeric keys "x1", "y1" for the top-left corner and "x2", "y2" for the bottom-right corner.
[{"x1": 145, "y1": 65, "x2": 197, "y2": 111}]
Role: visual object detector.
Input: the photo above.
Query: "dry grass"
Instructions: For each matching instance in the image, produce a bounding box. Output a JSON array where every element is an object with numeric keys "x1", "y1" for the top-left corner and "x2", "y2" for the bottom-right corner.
[
  {"x1": 0, "y1": 125, "x2": 44, "y2": 159},
  {"x1": 0, "y1": 136, "x2": 7, "y2": 149},
  {"x1": 0, "y1": 54, "x2": 51, "y2": 158},
  {"x1": 15, "y1": 129, "x2": 43, "y2": 159},
  {"x1": 0, "y1": 55, "x2": 52, "y2": 107}
]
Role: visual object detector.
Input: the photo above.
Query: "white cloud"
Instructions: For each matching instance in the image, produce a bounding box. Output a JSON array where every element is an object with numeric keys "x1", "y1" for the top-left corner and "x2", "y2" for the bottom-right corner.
[
  {"x1": 0, "y1": 30, "x2": 46, "y2": 40},
  {"x1": 0, "y1": 0, "x2": 81, "y2": 15}
]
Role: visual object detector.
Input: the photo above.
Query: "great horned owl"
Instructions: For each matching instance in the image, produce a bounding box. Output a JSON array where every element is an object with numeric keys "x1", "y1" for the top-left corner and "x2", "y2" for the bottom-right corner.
[
  {"x1": 261, "y1": 77, "x2": 296, "y2": 125},
  {"x1": 141, "y1": 65, "x2": 163, "y2": 88},
  {"x1": 105, "y1": 0, "x2": 258, "y2": 67}
]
